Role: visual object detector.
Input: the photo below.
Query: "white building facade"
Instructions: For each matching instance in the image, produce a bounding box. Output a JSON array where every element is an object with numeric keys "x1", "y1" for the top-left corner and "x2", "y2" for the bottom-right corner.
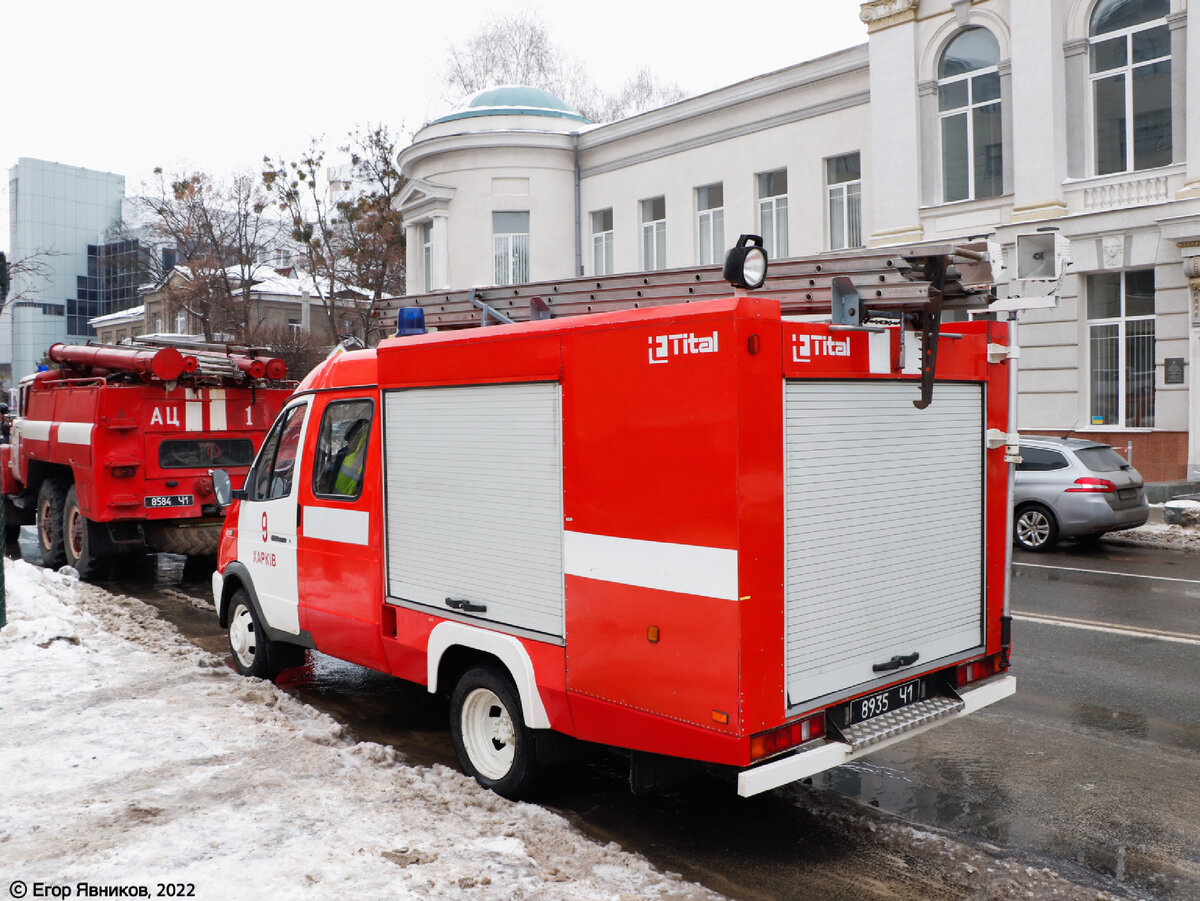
[{"x1": 398, "y1": 0, "x2": 1200, "y2": 483}]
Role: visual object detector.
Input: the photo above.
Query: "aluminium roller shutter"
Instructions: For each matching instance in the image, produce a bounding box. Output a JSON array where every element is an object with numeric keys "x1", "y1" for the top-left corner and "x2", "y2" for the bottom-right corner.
[
  {"x1": 783, "y1": 380, "x2": 984, "y2": 708},
  {"x1": 383, "y1": 382, "x2": 564, "y2": 638}
]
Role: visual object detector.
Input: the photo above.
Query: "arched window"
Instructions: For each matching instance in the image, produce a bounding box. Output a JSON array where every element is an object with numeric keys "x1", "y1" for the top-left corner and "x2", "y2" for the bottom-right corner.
[
  {"x1": 938, "y1": 27, "x2": 1003, "y2": 202},
  {"x1": 1089, "y1": 0, "x2": 1171, "y2": 175}
]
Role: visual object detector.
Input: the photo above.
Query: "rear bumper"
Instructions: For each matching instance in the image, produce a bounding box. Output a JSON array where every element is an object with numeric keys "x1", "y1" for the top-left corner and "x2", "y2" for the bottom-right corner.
[
  {"x1": 736, "y1": 674, "x2": 1016, "y2": 797},
  {"x1": 1054, "y1": 493, "x2": 1148, "y2": 536}
]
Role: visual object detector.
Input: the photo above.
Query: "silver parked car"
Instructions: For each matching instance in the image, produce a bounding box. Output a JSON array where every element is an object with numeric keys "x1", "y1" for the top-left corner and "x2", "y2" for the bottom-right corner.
[{"x1": 1012, "y1": 436, "x2": 1149, "y2": 551}]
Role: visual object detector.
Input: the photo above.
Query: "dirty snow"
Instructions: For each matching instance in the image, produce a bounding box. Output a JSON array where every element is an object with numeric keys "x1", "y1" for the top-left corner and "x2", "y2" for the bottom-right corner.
[
  {"x1": 0, "y1": 557, "x2": 1145, "y2": 900},
  {"x1": 0, "y1": 559, "x2": 717, "y2": 900}
]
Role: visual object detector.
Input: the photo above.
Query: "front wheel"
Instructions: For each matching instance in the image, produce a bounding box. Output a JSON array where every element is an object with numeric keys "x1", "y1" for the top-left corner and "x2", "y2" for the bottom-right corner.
[
  {"x1": 450, "y1": 667, "x2": 538, "y2": 798},
  {"x1": 226, "y1": 589, "x2": 304, "y2": 679},
  {"x1": 1014, "y1": 504, "x2": 1059, "y2": 551}
]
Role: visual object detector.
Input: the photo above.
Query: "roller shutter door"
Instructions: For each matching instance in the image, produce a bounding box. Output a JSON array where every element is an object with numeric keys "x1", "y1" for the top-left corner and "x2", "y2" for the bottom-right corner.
[
  {"x1": 783, "y1": 380, "x2": 984, "y2": 707},
  {"x1": 383, "y1": 382, "x2": 564, "y2": 638}
]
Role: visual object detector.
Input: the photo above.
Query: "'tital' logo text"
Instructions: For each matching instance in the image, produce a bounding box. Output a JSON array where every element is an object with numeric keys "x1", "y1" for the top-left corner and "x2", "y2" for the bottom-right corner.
[
  {"x1": 648, "y1": 331, "x2": 719, "y2": 364},
  {"x1": 792, "y1": 333, "x2": 851, "y2": 362}
]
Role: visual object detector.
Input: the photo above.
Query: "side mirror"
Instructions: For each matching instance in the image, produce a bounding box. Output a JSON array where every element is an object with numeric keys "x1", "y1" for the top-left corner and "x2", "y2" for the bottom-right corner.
[{"x1": 210, "y1": 469, "x2": 245, "y2": 508}]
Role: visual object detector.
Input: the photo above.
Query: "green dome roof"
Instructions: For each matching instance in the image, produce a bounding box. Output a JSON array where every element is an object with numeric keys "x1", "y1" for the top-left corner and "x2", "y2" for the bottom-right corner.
[{"x1": 431, "y1": 85, "x2": 591, "y2": 125}]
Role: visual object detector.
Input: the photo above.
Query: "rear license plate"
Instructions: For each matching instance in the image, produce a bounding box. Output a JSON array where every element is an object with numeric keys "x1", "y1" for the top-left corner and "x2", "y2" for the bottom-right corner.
[
  {"x1": 1118, "y1": 488, "x2": 1137, "y2": 500},
  {"x1": 836, "y1": 677, "x2": 932, "y2": 728},
  {"x1": 144, "y1": 494, "x2": 194, "y2": 508}
]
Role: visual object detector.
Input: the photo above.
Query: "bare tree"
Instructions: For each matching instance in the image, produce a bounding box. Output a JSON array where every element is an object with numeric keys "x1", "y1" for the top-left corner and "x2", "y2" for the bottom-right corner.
[
  {"x1": 0, "y1": 248, "x2": 65, "y2": 307},
  {"x1": 247, "y1": 323, "x2": 329, "y2": 383},
  {"x1": 263, "y1": 127, "x2": 408, "y2": 346},
  {"x1": 590, "y1": 67, "x2": 686, "y2": 122},
  {"x1": 338, "y1": 125, "x2": 407, "y2": 303},
  {"x1": 137, "y1": 169, "x2": 285, "y2": 341},
  {"x1": 442, "y1": 11, "x2": 686, "y2": 123},
  {"x1": 263, "y1": 142, "x2": 362, "y2": 344}
]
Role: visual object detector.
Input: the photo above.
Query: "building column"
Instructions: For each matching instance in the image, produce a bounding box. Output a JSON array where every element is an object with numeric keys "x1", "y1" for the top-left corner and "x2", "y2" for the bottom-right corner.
[
  {"x1": 430, "y1": 212, "x2": 450, "y2": 292},
  {"x1": 1177, "y1": 5, "x2": 1200, "y2": 198},
  {"x1": 1186, "y1": 250, "x2": 1200, "y2": 478},
  {"x1": 861, "y1": 0, "x2": 924, "y2": 246},
  {"x1": 1009, "y1": 0, "x2": 1069, "y2": 222}
]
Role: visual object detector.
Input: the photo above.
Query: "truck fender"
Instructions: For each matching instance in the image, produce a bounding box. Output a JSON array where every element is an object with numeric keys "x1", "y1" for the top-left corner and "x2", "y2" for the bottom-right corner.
[
  {"x1": 426, "y1": 622, "x2": 552, "y2": 730},
  {"x1": 213, "y1": 561, "x2": 315, "y2": 649}
]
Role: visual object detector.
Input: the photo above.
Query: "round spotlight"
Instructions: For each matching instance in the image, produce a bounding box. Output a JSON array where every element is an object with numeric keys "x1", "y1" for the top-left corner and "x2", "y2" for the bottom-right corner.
[{"x1": 723, "y1": 234, "x2": 769, "y2": 290}]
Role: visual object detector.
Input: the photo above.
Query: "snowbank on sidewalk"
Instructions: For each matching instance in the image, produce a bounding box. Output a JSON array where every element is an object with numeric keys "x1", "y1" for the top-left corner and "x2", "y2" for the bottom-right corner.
[{"x1": 0, "y1": 559, "x2": 716, "y2": 900}]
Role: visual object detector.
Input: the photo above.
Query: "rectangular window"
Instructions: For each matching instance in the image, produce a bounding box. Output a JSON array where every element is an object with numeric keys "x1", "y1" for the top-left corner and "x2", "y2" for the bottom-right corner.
[
  {"x1": 641, "y1": 197, "x2": 666, "y2": 271},
  {"x1": 826, "y1": 153, "x2": 862, "y2": 250},
  {"x1": 1091, "y1": 22, "x2": 1171, "y2": 175},
  {"x1": 591, "y1": 209, "x2": 614, "y2": 275},
  {"x1": 175, "y1": 311, "x2": 187, "y2": 333},
  {"x1": 312, "y1": 399, "x2": 374, "y2": 499},
  {"x1": 492, "y1": 211, "x2": 530, "y2": 286},
  {"x1": 1087, "y1": 270, "x2": 1155, "y2": 428},
  {"x1": 696, "y1": 183, "x2": 724, "y2": 265},
  {"x1": 757, "y1": 170, "x2": 788, "y2": 260},
  {"x1": 422, "y1": 222, "x2": 433, "y2": 293}
]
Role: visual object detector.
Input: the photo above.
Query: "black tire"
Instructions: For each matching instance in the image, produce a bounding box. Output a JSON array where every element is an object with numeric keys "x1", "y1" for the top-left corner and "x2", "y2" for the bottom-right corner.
[
  {"x1": 449, "y1": 666, "x2": 538, "y2": 799},
  {"x1": 36, "y1": 478, "x2": 69, "y2": 569},
  {"x1": 63, "y1": 485, "x2": 105, "y2": 579},
  {"x1": 225, "y1": 588, "x2": 304, "y2": 679},
  {"x1": 1014, "y1": 503, "x2": 1059, "y2": 551},
  {"x1": 4, "y1": 498, "x2": 23, "y2": 544}
]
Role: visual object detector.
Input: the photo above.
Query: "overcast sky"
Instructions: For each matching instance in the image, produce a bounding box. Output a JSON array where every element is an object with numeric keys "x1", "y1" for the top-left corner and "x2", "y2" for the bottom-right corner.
[{"x1": 1, "y1": 0, "x2": 867, "y2": 250}]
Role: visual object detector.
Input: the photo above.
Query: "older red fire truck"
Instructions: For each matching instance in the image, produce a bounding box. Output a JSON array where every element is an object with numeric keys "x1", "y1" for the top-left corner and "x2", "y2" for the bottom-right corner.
[
  {"x1": 210, "y1": 240, "x2": 1017, "y2": 797},
  {"x1": 2, "y1": 340, "x2": 294, "y2": 578}
]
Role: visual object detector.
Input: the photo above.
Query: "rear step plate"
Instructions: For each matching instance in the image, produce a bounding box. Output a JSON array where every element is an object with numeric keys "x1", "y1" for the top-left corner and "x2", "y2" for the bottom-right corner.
[{"x1": 833, "y1": 695, "x2": 965, "y2": 750}]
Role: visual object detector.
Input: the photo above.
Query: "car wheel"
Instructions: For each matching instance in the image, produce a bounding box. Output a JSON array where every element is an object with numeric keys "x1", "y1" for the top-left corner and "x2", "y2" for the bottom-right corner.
[
  {"x1": 63, "y1": 486, "x2": 104, "y2": 579},
  {"x1": 36, "y1": 478, "x2": 69, "y2": 569},
  {"x1": 1015, "y1": 503, "x2": 1058, "y2": 551},
  {"x1": 226, "y1": 589, "x2": 304, "y2": 679},
  {"x1": 450, "y1": 666, "x2": 538, "y2": 799}
]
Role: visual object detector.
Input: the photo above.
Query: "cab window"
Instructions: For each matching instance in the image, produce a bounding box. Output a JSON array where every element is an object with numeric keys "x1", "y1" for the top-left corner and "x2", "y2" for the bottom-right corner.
[
  {"x1": 247, "y1": 405, "x2": 306, "y2": 501},
  {"x1": 312, "y1": 399, "x2": 374, "y2": 500}
]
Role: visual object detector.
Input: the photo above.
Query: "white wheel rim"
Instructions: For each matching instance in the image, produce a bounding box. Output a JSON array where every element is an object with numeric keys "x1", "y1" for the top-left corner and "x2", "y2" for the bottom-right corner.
[
  {"x1": 461, "y1": 687, "x2": 516, "y2": 781},
  {"x1": 229, "y1": 604, "x2": 257, "y2": 669}
]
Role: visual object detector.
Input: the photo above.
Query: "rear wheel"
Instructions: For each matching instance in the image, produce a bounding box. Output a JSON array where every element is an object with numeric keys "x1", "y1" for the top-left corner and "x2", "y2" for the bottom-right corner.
[
  {"x1": 63, "y1": 485, "x2": 105, "y2": 579},
  {"x1": 450, "y1": 666, "x2": 538, "y2": 799},
  {"x1": 1014, "y1": 503, "x2": 1058, "y2": 551},
  {"x1": 36, "y1": 478, "x2": 69, "y2": 568}
]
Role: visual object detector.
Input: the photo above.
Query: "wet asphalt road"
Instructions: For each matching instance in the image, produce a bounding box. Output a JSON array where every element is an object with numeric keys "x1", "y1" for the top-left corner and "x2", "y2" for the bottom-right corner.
[{"x1": 14, "y1": 532, "x2": 1200, "y2": 899}]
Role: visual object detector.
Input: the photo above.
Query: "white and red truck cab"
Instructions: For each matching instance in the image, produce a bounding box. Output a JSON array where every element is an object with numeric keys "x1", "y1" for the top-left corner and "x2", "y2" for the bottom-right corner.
[{"x1": 210, "y1": 273, "x2": 1017, "y2": 797}]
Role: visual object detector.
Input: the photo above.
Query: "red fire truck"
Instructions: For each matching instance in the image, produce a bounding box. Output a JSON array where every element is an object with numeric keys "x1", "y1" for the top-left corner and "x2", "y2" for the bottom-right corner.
[
  {"x1": 210, "y1": 241, "x2": 1017, "y2": 797},
  {"x1": 2, "y1": 340, "x2": 294, "y2": 578}
]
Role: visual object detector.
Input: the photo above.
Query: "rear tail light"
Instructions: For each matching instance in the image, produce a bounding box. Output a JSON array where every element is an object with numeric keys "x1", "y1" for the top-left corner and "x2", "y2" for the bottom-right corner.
[
  {"x1": 955, "y1": 653, "x2": 1007, "y2": 688},
  {"x1": 111, "y1": 466, "x2": 137, "y2": 478},
  {"x1": 1065, "y1": 477, "x2": 1117, "y2": 493},
  {"x1": 749, "y1": 713, "x2": 826, "y2": 761}
]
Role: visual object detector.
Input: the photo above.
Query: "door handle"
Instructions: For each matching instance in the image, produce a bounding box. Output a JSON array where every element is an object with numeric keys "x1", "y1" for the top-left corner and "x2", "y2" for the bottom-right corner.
[
  {"x1": 873, "y1": 652, "x2": 919, "y2": 673},
  {"x1": 445, "y1": 597, "x2": 487, "y2": 614}
]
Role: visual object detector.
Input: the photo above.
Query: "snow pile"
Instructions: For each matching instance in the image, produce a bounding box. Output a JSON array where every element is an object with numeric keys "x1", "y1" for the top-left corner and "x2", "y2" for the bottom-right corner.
[{"x1": 0, "y1": 559, "x2": 716, "y2": 900}]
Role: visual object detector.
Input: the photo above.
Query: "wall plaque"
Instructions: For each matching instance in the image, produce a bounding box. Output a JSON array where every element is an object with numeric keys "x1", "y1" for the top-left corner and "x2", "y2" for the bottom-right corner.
[{"x1": 1165, "y1": 357, "x2": 1186, "y2": 385}]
